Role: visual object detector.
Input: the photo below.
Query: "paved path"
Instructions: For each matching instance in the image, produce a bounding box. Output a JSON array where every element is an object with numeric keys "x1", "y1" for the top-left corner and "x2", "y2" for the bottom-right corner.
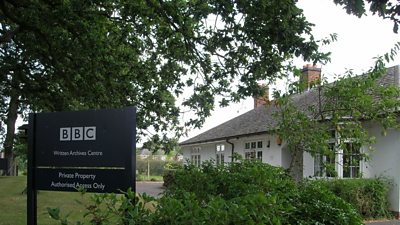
[
  {"x1": 136, "y1": 182, "x2": 164, "y2": 197},
  {"x1": 365, "y1": 220, "x2": 400, "y2": 225}
]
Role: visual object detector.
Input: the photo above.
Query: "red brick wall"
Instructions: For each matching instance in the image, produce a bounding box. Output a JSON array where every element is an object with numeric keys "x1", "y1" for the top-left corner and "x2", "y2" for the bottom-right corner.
[{"x1": 301, "y1": 64, "x2": 321, "y2": 90}]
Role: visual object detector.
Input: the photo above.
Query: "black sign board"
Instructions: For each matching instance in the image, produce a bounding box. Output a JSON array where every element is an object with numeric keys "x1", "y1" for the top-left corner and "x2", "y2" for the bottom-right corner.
[
  {"x1": 0, "y1": 158, "x2": 7, "y2": 170},
  {"x1": 27, "y1": 107, "x2": 136, "y2": 225},
  {"x1": 35, "y1": 109, "x2": 135, "y2": 167}
]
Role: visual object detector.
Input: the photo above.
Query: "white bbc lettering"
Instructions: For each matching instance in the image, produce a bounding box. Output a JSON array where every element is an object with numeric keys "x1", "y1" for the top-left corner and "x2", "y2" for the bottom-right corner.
[
  {"x1": 60, "y1": 128, "x2": 71, "y2": 141},
  {"x1": 84, "y1": 127, "x2": 96, "y2": 140},
  {"x1": 71, "y1": 127, "x2": 83, "y2": 140},
  {"x1": 59, "y1": 127, "x2": 96, "y2": 141}
]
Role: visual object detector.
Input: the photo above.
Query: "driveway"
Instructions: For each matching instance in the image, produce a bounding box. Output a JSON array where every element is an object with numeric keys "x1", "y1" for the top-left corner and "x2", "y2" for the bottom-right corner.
[
  {"x1": 365, "y1": 220, "x2": 400, "y2": 225},
  {"x1": 136, "y1": 182, "x2": 164, "y2": 197}
]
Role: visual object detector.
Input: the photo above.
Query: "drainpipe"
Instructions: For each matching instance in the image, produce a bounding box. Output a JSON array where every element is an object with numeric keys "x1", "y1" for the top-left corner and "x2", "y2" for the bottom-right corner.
[{"x1": 226, "y1": 139, "x2": 234, "y2": 162}]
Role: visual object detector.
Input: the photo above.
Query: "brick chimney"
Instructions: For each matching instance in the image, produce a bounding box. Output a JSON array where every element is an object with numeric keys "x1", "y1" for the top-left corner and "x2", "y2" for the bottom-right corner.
[
  {"x1": 300, "y1": 64, "x2": 321, "y2": 90},
  {"x1": 254, "y1": 84, "x2": 269, "y2": 108}
]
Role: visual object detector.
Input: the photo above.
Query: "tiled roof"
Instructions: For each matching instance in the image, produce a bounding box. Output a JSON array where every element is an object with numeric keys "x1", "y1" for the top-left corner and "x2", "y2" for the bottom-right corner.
[{"x1": 180, "y1": 65, "x2": 399, "y2": 146}]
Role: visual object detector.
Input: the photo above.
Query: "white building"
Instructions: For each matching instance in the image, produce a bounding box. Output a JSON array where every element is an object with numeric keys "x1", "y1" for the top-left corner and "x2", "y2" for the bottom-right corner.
[{"x1": 180, "y1": 65, "x2": 400, "y2": 216}]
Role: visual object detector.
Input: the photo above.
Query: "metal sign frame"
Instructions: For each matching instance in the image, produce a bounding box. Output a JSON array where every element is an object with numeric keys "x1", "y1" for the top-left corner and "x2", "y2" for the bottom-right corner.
[{"x1": 0, "y1": 158, "x2": 7, "y2": 171}]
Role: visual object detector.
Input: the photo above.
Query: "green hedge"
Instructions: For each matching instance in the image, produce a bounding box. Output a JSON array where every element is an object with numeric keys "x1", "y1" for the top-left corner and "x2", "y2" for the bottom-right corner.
[
  {"x1": 163, "y1": 159, "x2": 363, "y2": 224},
  {"x1": 312, "y1": 178, "x2": 392, "y2": 219},
  {"x1": 136, "y1": 159, "x2": 167, "y2": 176},
  {"x1": 50, "y1": 159, "x2": 365, "y2": 224}
]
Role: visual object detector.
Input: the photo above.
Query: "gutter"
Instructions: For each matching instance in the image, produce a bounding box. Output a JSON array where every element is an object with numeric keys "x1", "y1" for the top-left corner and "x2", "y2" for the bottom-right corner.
[{"x1": 226, "y1": 139, "x2": 235, "y2": 162}]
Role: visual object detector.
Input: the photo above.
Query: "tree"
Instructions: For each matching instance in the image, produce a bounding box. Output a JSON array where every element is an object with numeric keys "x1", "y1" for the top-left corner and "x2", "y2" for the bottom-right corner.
[
  {"x1": 0, "y1": 0, "x2": 328, "y2": 175},
  {"x1": 272, "y1": 55, "x2": 400, "y2": 180},
  {"x1": 333, "y1": 0, "x2": 400, "y2": 33}
]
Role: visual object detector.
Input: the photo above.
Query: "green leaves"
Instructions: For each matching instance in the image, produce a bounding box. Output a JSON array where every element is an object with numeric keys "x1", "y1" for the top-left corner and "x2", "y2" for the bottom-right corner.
[
  {"x1": 273, "y1": 58, "x2": 400, "y2": 177},
  {"x1": 0, "y1": 0, "x2": 328, "y2": 149},
  {"x1": 333, "y1": 0, "x2": 400, "y2": 33}
]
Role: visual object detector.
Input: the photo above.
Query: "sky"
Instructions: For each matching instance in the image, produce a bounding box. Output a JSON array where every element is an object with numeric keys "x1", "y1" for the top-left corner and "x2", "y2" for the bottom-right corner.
[{"x1": 180, "y1": 0, "x2": 400, "y2": 142}]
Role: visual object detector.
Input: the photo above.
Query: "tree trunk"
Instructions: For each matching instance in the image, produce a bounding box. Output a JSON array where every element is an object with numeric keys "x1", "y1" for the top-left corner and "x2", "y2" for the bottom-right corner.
[
  {"x1": 288, "y1": 146, "x2": 304, "y2": 182},
  {"x1": 3, "y1": 86, "x2": 19, "y2": 176}
]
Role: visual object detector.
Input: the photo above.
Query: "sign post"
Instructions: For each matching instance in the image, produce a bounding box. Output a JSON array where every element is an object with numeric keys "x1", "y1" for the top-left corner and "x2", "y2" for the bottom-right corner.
[{"x1": 27, "y1": 107, "x2": 136, "y2": 225}]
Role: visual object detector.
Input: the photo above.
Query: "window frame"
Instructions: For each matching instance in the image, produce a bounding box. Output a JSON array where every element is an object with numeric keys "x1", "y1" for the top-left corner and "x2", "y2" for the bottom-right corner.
[
  {"x1": 215, "y1": 144, "x2": 225, "y2": 165},
  {"x1": 191, "y1": 147, "x2": 201, "y2": 167},
  {"x1": 313, "y1": 129, "x2": 362, "y2": 178}
]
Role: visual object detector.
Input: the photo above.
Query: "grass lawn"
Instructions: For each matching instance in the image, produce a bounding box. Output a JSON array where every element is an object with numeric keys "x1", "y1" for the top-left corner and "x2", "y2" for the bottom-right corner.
[
  {"x1": 0, "y1": 176, "x2": 96, "y2": 225},
  {"x1": 136, "y1": 175, "x2": 163, "y2": 181}
]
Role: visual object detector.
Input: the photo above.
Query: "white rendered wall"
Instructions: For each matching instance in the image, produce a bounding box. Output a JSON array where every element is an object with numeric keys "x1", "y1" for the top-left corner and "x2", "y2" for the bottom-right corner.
[
  {"x1": 232, "y1": 134, "x2": 282, "y2": 166},
  {"x1": 182, "y1": 121, "x2": 400, "y2": 214},
  {"x1": 303, "y1": 152, "x2": 314, "y2": 178},
  {"x1": 363, "y1": 122, "x2": 400, "y2": 213},
  {"x1": 182, "y1": 133, "x2": 283, "y2": 166},
  {"x1": 182, "y1": 141, "x2": 233, "y2": 164}
]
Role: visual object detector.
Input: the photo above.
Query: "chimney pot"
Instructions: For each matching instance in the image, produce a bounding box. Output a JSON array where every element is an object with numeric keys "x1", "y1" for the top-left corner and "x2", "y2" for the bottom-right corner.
[
  {"x1": 300, "y1": 64, "x2": 321, "y2": 91},
  {"x1": 254, "y1": 84, "x2": 269, "y2": 108}
]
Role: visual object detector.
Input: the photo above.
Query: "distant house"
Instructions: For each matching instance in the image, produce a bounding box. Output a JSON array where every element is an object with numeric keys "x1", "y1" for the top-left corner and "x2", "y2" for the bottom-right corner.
[
  {"x1": 180, "y1": 64, "x2": 400, "y2": 216},
  {"x1": 137, "y1": 148, "x2": 167, "y2": 161}
]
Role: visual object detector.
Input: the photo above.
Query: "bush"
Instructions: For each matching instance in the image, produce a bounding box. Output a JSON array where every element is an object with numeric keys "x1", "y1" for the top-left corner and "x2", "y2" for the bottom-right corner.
[
  {"x1": 164, "y1": 159, "x2": 363, "y2": 224},
  {"x1": 50, "y1": 160, "x2": 364, "y2": 225},
  {"x1": 166, "y1": 159, "x2": 297, "y2": 202},
  {"x1": 293, "y1": 181, "x2": 363, "y2": 224},
  {"x1": 162, "y1": 169, "x2": 176, "y2": 188},
  {"x1": 312, "y1": 178, "x2": 392, "y2": 219},
  {"x1": 162, "y1": 161, "x2": 183, "y2": 187},
  {"x1": 155, "y1": 192, "x2": 287, "y2": 225}
]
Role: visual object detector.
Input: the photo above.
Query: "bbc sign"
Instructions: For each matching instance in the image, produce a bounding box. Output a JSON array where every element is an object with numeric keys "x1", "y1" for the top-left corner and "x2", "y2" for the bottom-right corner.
[
  {"x1": 34, "y1": 108, "x2": 136, "y2": 168},
  {"x1": 28, "y1": 107, "x2": 136, "y2": 225},
  {"x1": 28, "y1": 107, "x2": 136, "y2": 192},
  {"x1": 60, "y1": 127, "x2": 96, "y2": 141}
]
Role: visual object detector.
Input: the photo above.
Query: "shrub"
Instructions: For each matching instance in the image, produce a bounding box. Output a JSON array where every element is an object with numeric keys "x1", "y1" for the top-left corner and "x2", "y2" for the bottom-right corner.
[
  {"x1": 49, "y1": 160, "x2": 364, "y2": 225},
  {"x1": 154, "y1": 192, "x2": 287, "y2": 225},
  {"x1": 162, "y1": 169, "x2": 176, "y2": 188},
  {"x1": 164, "y1": 159, "x2": 363, "y2": 224},
  {"x1": 312, "y1": 178, "x2": 392, "y2": 219},
  {"x1": 165, "y1": 159, "x2": 297, "y2": 202},
  {"x1": 162, "y1": 161, "x2": 183, "y2": 187},
  {"x1": 292, "y1": 181, "x2": 362, "y2": 224}
]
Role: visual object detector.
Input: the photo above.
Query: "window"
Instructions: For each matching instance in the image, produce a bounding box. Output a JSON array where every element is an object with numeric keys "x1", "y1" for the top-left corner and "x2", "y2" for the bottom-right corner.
[
  {"x1": 216, "y1": 144, "x2": 225, "y2": 165},
  {"x1": 244, "y1": 141, "x2": 263, "y2": 149},
  {"x1": 343, "y1": 143, "x2": 361, "y2": 178},
  {"x1": 191, "y1": 147, "x2": 201, "y2": 167},
  {"x1": 257, "y1": 151, "x2": 263, "y2": 161},
  {"x1": 313, "y1": 129, "x2": 361, "y2": 178},
  {"x1": 314, "y1": 144, "x2": 336, "y2": 177},
  {"x1": 245, "y1": 151, "x2": 256, "y2": 160},
  {"x1": 244, "y1": 141, "x2": 263, "y2": 161}
]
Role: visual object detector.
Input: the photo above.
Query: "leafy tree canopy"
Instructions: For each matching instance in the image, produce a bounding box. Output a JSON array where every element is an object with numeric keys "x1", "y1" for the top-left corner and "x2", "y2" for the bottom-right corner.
[
  {"x1": 334, "y1": 0, "x2": 400, "y2": 33},
  {"x1": 0, "y1": 0, "x2": 327, "y2": 155}
]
